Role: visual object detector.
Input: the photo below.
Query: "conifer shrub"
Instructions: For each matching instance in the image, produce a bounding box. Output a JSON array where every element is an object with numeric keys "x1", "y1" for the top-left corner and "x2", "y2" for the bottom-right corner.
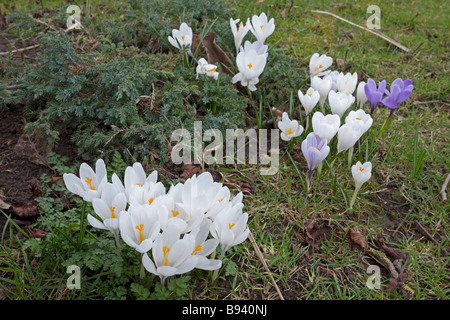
[{"x1": 7, "y1": 0, "x2": 304, "y2": 165}]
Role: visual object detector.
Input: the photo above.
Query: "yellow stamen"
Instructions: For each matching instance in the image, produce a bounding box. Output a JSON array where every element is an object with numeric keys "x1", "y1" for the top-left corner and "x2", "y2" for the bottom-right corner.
[
  {"x1": 238, "y1": 23, "x2": 242, "y2": 28},
  {"x1": 359, "y1": 166, "x2": 364, "y2": 172},
  {"x1": 163, "y1": 246, "x2": 170, "y2": 259},
  {"x1": 260, "y1": 25, "x2": 263, "y2": 29},
  {"x1": 109, "y1": 206, "x2": 116, "y2": 219},
  {"x1": 148, "y1": 198, "x2": 154, "y2": 205},
  {"x1": 209, "y1": 67, "x2": 217, "y2": 72},
  {"x1": 135, "y1": 224, "x2": 144, "y2": 243},
  {"x1": 162, "y1": 246, "x2": 170, "y2": 266},
  {"x1": 308, "y1": 93, "x2": 312, "y2": 96},
  {"x1": 171, "y1": 210, "x2": 179, "y2": 217},
  {"x1": 229, "y1": 223, "x2": 235, "y2": 229},
  {"x1": 191, "y1": 245, "x2": 202, "y2": 255},
  {"x1": 218, "y1": 198, "x2": 224, "y2": 202},
  {"x1": 316, "y1": 148, "x2": 321, "y2": 151},
  {"x1": 286, "y1": 128, "x2": 293, "y2": 135},
  {"x1": 136, "y1": 183, "x2": 141, "y2": 186},
  {"x1": 85, "y1": 177, "x2": 95, "y2": 190},
  {"x1": 247, "y1": 63, "x2": 253, "y2": 69},
  {"x1": 181, "y1": 35, "x2": 185, "y2": 40},
  {"x1": 314, "y1": 64, "x2": 324, "y2": 72},
  {"x1": 356, "y1": 117, "x2": 362, "y2": 120}
]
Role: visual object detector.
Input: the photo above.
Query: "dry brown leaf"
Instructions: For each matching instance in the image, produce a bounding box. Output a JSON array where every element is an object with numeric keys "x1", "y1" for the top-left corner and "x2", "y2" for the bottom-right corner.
[
  {"x1": 209, "y1": 168, "x2": 222, "y2": 182},
  {"x1": 201, "y1": 31, "x2": 233, "y2": 75},
  {"x1": 180, "y1": 164, "x2": 199, "y2": 179},
  {"x1": 346, "y1": 228, "x2": 368, "y2": 254},
  {"x1": 376, "y1": 233, "x2": 408, "y2": 261},
  {"x1": 12, "y1": 203, "x2": 40, "y2": 218},
  {"x1": 27, "y1": 227, "x2": 48, "y2": 239},
  {"x1": 51, "y1": 176, "x2": 64, "y2": 184},
  {"x1": 305, "y1": 221, "x2": 332, "y2": 252},
  {"x1": 223, "y1": 177, "x2": 253, "y2": 194},
  {"x1": 385, "y1": 278, "x2": 399, "y2": 292},
  {"x1": 13, "y1": 131, "x2": 48, "y2": 166},
  {"x1": 0, "y1": 198, "x2": 11, "y2": 210},
  {"x1": 336, "y1": 58, "x2": 345, "y2": 69}
]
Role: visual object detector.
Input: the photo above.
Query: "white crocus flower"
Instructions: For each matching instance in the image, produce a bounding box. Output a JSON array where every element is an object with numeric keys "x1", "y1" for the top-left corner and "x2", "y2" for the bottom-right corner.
[
  {"x1": 277, "y1": 112, "x2": 304, "y2": 141},
  {"x1": 350, "y1": 161, "x2": 372, "y2": 209},
  {"x1": 196, "y1": 58, "x2": 219, "y2": 80},
  {"x1": 142, "y1": 225, "x2": 198, "y2": 283},
  {"x1": 336, "y1": 72, "x2": 358, "y2": 94},
  {"x1": 311, "y1": 111, "x2": 340, "y2": 143},
  {"x1": 239, "y1": 40, "x2": 268, "y2": 58},
  {"x1": 298, "y1": 87, "x2": 320, "y2": 115},
  {"x1": 168, "y1": 22, "x2": 193, "y2": 51},
  {"x1": 356, "y1": 81, "x2": 368, "y2": 108},
  {"x1": 166, "y1": 172, "x2": 223, "y2": 233},
  {"x1": 336, "y1": 123, "x2": 361, "y2": 154},
  {"x1": 124, "y1": 162, "x2": 158, "y2": 199},
  {"x1": 119, "y1": 204, "x2": 162, "y2": 254},
  {"x1": 189, "y1": 219, "x2": 222, "y2": 271},
  {"x1": 345, "y1": 109, "x2": 373, "y2": 139},
  {"x1": 328, "y1": 70, "x2": 340, "y2": 91},
  {"x1": 63, "y1": 159, "x2": 107, "y2": 202},
  {"x1": 210, "y1": 202, "x2": 249, "y2": 255},
  {"x1": 309, "y1": 53, "x2": 333, "y2": 79},
  {"x1": 247, "y1": 12, "x2": 275, "y2": 44},
  {"x1": 206, "y1": 189, "x2": 242, "y2": 221},
  {"x1": 232, "y1": 49, "x2": 267, "y2": 91},
  {"x1": 328, "y1": 90, "x2": 355, "y2": 118},
  {"x1": 150, "y1": 194, "x2": 188, "y2": 232},
  {"x1": 88, "y1": 182, "x2": 127, "y2": 233},
  {"x1": 230, "y1": 18, "x2": 250, "y2": 54},
  {"x1": 352, "y1": 161, "x2": 372, "y2": 190},
  {"x1": 128, "y1": 181, "x2": 166, "y2": 207},
  {"x1": 311, "y1": 75, "x2": 332, "y2": 109}
]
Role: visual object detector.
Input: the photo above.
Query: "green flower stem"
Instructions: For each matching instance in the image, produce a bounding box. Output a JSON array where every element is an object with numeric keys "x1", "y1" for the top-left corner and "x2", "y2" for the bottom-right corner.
[
  {"x1": 77, "y1": 201, "x2": 87, "y2": 249},
  {"x1": 347, "y1": 147, "x2": 354, "y2": 167},
  {"x1": 211, "y1": 251, "x2": 225, "y2": 283},
  {"x1": 306, "y1": 174, "x2": 311, "y2": 193},
  {"x1": 304, "y1": 114, "x2": 310, "y2": 133},
  {"x1": 317, "y1": 161, "x2": 323, "y2": 175},
  {"x1": 349, "y1": 185, "x2": 361, "y2": 210},
  {"x1": 140, "y1": 255, "x2": 146, "y2": 280},
  {"x1": 113, "y1": 230, "x2": 122, "y2": 254}
]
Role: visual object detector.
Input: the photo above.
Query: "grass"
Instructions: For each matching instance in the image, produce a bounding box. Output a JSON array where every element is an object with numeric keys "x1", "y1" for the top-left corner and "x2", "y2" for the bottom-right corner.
[{"x1": 0, "y1": 0, "x2": 449, "y2": 300}]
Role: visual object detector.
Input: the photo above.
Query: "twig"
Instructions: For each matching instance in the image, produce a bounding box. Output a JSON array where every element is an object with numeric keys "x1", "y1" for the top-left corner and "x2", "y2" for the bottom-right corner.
[
  {"x1": 440, "y1": 173, "x2": 450, "y2": 203},
  {"x1": 311, "y1": 10, "x2": 410, "y2": 52},
  {"x1": 248, "y1": 229, "x2": 285, "y2": 300},
  {"x1": 414, "y1": 221, "x2": 449, "y2": 257},
  {"x1": 0, "y1": 44, "x2": 40, "y2": 56}
]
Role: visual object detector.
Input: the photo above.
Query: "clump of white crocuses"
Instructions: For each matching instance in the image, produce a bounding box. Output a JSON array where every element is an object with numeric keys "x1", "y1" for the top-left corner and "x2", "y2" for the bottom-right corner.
[{"x1": 63, "y1": 160, "x2": 249, "y2": 285}]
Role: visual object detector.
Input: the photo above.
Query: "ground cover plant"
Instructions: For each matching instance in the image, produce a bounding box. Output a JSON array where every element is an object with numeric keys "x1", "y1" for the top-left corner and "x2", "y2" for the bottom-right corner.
[{"x1": 0, "y1": 0, "x2": 448, "y2": 302}]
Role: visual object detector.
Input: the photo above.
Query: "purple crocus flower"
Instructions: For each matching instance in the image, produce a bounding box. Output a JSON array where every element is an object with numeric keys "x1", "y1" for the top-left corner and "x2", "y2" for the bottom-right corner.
[
  {"x1": 381, "y1": 78, "x2": 414, "y2": 117},
  {"x1": 301, "y1": 133, "x2": 330, "y2": 191},
  {"x1": 364, "y1": 78, "x2": 387, "y2": 115}
]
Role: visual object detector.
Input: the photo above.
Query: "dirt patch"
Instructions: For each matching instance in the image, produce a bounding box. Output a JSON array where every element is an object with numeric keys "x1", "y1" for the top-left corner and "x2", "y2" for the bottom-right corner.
[
  {"x1": 0, "y1": 102, "x2": 79, "y2": 235},
  {"x1": 0, "y1": 105, "x2": 51, "y2": 204}
]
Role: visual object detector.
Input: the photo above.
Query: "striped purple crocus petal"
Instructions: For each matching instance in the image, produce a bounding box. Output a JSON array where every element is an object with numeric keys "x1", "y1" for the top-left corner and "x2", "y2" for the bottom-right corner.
[{"x1": 301, "y1": 133, "x2": 330, "y2": 178}]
